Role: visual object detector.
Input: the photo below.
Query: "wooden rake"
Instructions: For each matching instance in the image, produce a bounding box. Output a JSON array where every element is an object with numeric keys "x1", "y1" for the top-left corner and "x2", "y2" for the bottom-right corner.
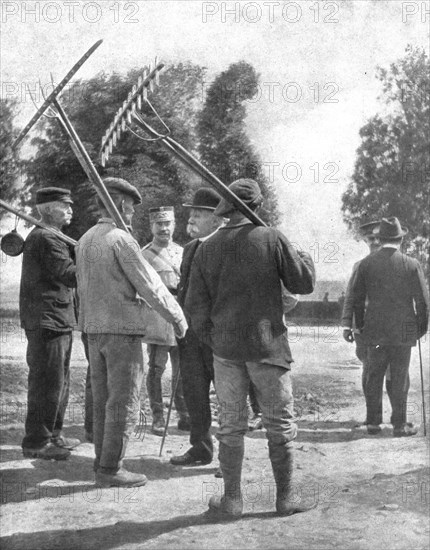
[{"x1": 99, "y1": 67, "x2": 267, "y2": 228}]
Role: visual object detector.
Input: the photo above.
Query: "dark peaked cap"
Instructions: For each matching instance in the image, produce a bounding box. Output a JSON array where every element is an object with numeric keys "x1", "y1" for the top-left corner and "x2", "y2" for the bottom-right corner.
[
  {"x1": 103, "y1": 177, "x2": 142, "y2": 205},
  {"x1": 36, "y1": 187, "x2": 73, "y2": 205},
  {"x1": 183, "y1": 188, "x2": 221, "y2": 210}
]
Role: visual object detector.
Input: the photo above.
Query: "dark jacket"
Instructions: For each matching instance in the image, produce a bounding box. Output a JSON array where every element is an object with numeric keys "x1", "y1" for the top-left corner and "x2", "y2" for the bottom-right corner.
[
  {"x1": 177, "y1": 239, "x2": 200, "y2": 311},
  {"x1": 19, "y1": 227, "x2": 77, "y2": 331},
  {"x1": 185, "y1": 222, "x2": 315, "y2": 366},
  {"x1": 351, "y1": 247, "x2": 429, "y2": 346}
]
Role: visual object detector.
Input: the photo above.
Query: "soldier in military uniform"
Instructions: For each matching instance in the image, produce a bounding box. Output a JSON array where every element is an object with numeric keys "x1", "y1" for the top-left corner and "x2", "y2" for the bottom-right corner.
[{"x1": 142, "y1": 207, "x2": 190, "y2": 435}]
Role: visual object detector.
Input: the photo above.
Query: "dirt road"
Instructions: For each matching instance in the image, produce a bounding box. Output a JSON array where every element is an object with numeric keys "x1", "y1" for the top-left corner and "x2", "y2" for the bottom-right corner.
[{"x1": 1, "y1": 323, "x2": 429, "y2": 549}]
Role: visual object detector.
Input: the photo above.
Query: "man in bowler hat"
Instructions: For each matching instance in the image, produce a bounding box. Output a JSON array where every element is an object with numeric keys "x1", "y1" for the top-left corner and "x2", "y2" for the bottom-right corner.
[
  {"x1": 20, "y1": 187, "x2": 80, "y2": 460},
  {"x1": 350, "y1": 217, "x2": 429, "y2": 436},
  {"x1": 170, "y1": 187, "x2": 224, "y2": 466}
]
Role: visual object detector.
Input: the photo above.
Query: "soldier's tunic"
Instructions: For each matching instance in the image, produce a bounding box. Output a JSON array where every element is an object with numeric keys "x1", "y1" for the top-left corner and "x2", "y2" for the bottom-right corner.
[{"x1": 142, "y1": 241, "x2": 189, "y2": 420}]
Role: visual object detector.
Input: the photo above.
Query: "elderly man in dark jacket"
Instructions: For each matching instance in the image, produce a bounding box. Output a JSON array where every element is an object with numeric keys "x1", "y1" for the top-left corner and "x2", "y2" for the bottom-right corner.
[
  {"x1": 186, "y1": 179, "x2": 315, "y2": 518},
  {"x1": 350, "y1": 217, "x2": 429, "y2": 436},
  {"x1": 170, "y1": 187, "x2": 224, "y2": 467},
  {"x1": 20, "y1": 187, "x2": 80, "y2": 460}
]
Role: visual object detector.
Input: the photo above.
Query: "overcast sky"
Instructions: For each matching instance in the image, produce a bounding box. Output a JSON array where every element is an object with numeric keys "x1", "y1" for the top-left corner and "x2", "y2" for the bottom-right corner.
[{"x1": 1, "y1": 0, "x2": 429, "y2": 281}]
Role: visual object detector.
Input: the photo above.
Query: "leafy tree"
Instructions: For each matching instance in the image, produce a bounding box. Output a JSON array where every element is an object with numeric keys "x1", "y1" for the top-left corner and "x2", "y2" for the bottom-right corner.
[
  {"x1": 342, "y1": 46, "x2": 429, "y2": 277},
  {"x1": 0, "y1": 98, "x2": 23, "y2": 220},
  {"x1": 197, "y1": 61, "x2": 280, "y2": 226},
  {"x1": 23, "y1": 62, "x2": 206, "y2": 243}
]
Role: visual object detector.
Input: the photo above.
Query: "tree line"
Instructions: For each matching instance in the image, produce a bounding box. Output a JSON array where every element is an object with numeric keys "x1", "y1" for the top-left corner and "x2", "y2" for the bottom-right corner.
[{"x1": 1, "y1": 47, "x2": 429, "y2": 281}]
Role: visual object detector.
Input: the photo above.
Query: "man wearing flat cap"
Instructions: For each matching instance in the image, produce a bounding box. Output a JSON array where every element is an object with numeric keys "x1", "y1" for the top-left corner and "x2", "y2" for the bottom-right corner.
[
  {"x1": 20, "y1": 187, "x2": 80, "y2": 460},
  {"x1": 76, "y1": 178, "x2": 187, "y2": 488},
  {"x1": 142, "y1": 206, "x2": 190, "y2": 436},
  {"x1": 350, "y1": 217, "x2": 429, "y2": 437},
  {"x1": 186, "y1": 179, "x2": 315, "y2": 518},
  {"x1": 170, "y1": 187, "x2": 225, "y2": 467}
]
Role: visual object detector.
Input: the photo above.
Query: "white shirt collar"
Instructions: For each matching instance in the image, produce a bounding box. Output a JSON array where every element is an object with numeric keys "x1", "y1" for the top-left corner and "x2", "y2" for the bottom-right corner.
[{"x1": 199, "y1": 228, "x2": 219, "y2": 242}]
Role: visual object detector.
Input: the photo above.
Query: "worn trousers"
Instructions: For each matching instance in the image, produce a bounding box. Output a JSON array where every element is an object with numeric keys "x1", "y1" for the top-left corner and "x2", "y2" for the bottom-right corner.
[
  {"x1": 213, "y1": 355, "x2": 297, "y2": 449},
  {"x1": 365, "y1": 345, "x2": 411, "y2": 428},
  {"x1": 88, "y1": 333, "x2": 144, "y2": 472},
  {"x1": 22, "y1": 328, "x2": 72, "y2": 449},
  {"x1": 178, "y1": 329, "x2": 214, "y2": 461},
  {"x1": 146, "y1": 344, "x2": 188, "y2": 419}
]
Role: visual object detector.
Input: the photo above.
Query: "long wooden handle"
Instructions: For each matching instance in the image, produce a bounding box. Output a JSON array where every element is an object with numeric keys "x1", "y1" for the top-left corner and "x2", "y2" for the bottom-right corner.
[
  {"x1": 13, "y1": 40, "x2": 103, "y2": 149},
  {"x1": 0, "y1": 199, "x2": 77, "y2": 246}
]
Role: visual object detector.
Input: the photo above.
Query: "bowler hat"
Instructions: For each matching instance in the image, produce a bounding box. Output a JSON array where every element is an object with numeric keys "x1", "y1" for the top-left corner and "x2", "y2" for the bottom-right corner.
[
  {"x1": 103, "y1": 177, "x2": 142, "y2": 205},
  {"x1": 183, "y1": 188, "x2": 221, "y2": 211},
  {"x1": 378, "y1": 217, "x2": 408, "y2": 240},
  {"x1": 214, "y1": 179, "x2": 263, "y2": 217},
  {"x1": 36, "y1": 187, "x2": 73, "y2": 205}
]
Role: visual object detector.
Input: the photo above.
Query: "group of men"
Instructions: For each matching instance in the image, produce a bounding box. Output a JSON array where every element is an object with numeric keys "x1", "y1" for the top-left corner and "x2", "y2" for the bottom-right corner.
[
  {"x1": 18, "y1": 174, "x2": 428, "y2": 519},
  {"x1": 341, "y1": 218, "x2": 428, "y2": 437}
]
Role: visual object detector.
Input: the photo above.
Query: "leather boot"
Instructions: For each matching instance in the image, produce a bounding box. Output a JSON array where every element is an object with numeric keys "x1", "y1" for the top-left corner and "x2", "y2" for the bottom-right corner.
[
  {"x1": 208, "y1": 442, "x2": 243, "y2": 519},
  {"x1": 269, "y1": 443, "x2": 312, "y2": 516}
]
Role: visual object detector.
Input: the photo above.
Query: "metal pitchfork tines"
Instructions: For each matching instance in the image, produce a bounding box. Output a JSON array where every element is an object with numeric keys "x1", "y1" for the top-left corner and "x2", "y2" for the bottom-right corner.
[
  {"x1": 100, "y1": 58, "x2": 165, "y2": 166},
  {"x1": 100, "y1": 62, "x2": 267, "y2": 228}
]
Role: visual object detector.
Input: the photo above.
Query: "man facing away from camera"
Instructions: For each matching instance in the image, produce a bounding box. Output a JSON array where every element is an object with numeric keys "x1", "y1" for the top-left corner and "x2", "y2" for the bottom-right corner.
[
  {"x1": 350, "y1": 217, "x2": 429, "y2": 437},
  {"x1": 341, "y1": 220, "x2": 389, "y2": 429},
  {"x1": 142, "y1": 206, "x2": 190, "y2": 435},
  {"x1": 186, "y1": 179, "x2": 315, "y2": 518},
  {"x1": 76, "y1": 178, "x2": 187, "y2": 488},
  {"x1": 20, "y1": 187, "x2": 81, "y2": 460}
]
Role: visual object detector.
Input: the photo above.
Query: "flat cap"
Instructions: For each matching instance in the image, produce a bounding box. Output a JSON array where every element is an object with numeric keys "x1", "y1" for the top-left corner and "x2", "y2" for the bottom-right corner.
[
  {"x1": 183, "y1": 188, "x2": 221, "y2": 211},
  {"x1": 36, "y1": 187, "x2": 73, "y2": 205},
  {"x1": 149, "y1": 206, "x2": 175, "y2": 222},
  {"x1": 214, "y1": 179, "x2": 263, "y2": 217},
  {"x1": 103, "y1": 177, "x2": 142, "y2": 205}
]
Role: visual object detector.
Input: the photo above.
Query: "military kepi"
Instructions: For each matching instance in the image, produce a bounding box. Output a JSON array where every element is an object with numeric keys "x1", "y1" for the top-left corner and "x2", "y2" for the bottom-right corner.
[
  {"x1": 149, "y1": 206, "x2": 175, "y2": 222},
  {"x1": 36, "y1": 187, "x2": 73, "y2": 205}
]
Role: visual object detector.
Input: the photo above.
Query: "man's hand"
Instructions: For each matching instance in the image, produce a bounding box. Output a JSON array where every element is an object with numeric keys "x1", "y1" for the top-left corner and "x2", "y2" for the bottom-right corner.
[
  {"x1": 343, "y1": 329, "x2": 354, "y2": 343},
  {"x1": 174, "y1": 318, "x2": 188, "y2": 340}
]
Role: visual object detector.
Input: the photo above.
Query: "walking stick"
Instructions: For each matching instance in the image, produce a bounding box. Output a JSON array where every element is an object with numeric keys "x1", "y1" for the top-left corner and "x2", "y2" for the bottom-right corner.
[
  {"x1": 159, "y1": 367, "x2": 182, "y2": 457},
  {"x1": 418, "y1": 338, "x2": 427, "y2": 436}
]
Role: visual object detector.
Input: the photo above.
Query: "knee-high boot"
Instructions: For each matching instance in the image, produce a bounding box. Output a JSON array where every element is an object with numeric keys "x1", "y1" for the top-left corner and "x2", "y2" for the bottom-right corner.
[
  {"x1": 208, "y1": 441, "x2": 244, "y2": 519},
  {"x1": 269, "y1": 443, "x2": 312, "y2": 516}
]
